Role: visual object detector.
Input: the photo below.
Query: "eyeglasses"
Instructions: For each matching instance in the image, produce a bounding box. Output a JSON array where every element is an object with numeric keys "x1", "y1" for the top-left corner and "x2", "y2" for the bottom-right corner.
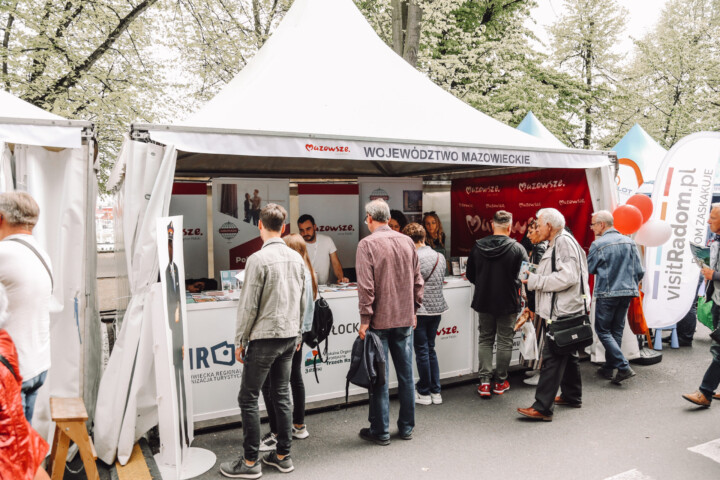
[
  {"x1": 364, "y1": 214, "x2": 370, "y2": 226},
  {"x1": 590, "y1": 222, "x2": 600, "y2": 227}
]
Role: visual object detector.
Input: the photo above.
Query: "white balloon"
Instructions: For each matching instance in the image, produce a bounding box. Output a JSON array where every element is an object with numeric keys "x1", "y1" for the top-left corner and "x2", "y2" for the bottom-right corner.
[{"x1": 634, "y1": 219, "x2": 672, "y2": 247}]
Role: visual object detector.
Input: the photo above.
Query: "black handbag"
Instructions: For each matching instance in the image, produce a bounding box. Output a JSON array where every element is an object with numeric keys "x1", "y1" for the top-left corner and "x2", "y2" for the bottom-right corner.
[{"x1": 545, "y1": 234, "x2": 594, "y2": 355}]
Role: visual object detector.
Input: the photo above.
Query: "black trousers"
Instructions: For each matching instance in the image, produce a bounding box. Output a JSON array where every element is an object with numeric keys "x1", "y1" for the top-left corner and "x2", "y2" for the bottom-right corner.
[
  {"x1": 532, "y1": 324, "x2": 582, "y2": 416},
  {"x1": 261, "y1": 344, "x2": 306, "y2": 431}
]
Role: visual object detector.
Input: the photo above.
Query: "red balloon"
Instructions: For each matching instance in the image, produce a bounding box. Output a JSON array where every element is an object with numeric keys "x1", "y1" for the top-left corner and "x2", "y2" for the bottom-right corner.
[
  {"x1": 626, "y1": 194, "x2": 653, "y2": 223},
  {"x1": 613, "y1": 205, "x2": 644, "y2": 235}
]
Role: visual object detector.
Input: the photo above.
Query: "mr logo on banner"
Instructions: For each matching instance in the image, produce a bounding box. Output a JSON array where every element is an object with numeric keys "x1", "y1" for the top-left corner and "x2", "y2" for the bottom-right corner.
[{"x1": 643, "y1": 132, "x2": 720, "y2": 328}]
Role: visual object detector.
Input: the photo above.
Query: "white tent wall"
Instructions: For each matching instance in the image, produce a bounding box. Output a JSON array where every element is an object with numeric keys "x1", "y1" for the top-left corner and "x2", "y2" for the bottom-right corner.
[
  {"x1": 0, "y1": 141, "x2": 99, "y2": 440},
  {"x1": 94, "y1": 140, "x2": 177, "y2": 465}
]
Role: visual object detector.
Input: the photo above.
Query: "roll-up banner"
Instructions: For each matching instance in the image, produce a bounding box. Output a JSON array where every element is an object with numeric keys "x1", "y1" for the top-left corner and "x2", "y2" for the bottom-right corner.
[
  {"x1": 616, "y1": 158, "x2": 644, "y2": 204},
  {"x1": 169, "y1": 182, "x2": 208, "y2": 279},
  {"x1": 643, "y1": 132, "x2": 720, "y2": 328},
  {"x1": 357, "y1": 177, "x2": 423, "y2": 239},
  {"x1": 211, "y1": 178, "x2": 290, "y2": 280},
  {"x1": 450, "y1": 169, "x2": 595, "y2": 256},
  {"x1": 297, "y1": 184, "x2": 359, "y2": 269}
]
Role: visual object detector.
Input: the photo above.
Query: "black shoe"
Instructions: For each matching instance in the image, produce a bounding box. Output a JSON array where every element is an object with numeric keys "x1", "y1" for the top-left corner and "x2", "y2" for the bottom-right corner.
[
  {"x1": 262, "y1": 452, "x2": 294, "y2": 473},
  {"x1": 596, "y1": 367, "x2": 614, "y2": 380},
  {"x1": 612, "y1": 367, "x2": 636, "y2": 385},
  {"x1": 359, "y1": 427, "x2": 390, "y2": 446},
  {"x1": 398, "y1": 430, "x2": 413, "y2": 440}
]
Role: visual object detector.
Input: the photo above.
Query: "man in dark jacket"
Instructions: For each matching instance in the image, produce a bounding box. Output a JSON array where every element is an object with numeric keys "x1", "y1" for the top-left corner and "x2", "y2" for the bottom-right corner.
[{"x1": 467, "y1": 210, "x2": 528, "y2": 398}]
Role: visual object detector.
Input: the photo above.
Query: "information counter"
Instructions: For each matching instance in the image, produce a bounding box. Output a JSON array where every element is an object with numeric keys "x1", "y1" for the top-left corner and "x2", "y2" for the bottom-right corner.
[{"x1": 186, "y1": 277, "x2": 520, "y2": 423}]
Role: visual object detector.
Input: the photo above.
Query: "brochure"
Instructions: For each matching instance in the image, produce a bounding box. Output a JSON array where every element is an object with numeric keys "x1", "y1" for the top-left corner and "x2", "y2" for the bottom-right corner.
[{"x1": 690, "y1": 242, "x2": 710, "y2": 267}]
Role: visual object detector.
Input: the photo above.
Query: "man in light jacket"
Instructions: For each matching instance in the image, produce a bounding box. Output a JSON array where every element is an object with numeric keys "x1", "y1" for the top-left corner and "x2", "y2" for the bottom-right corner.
[
  {"x1": 517, "y1": 208, "x2": 590, "y2": 422},
  {"x1": 587, "y1": 210, "x2": 644, "y2": 384},
  {"x1": 220, "y1": 203, "x2": 306, "y2": 478}
]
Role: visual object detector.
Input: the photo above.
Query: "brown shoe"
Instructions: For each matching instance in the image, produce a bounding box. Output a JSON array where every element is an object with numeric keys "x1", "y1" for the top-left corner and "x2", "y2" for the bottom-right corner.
[
  {"x1": 554, "y1": 396, "x2": 582, "y2": 408},
  {"x1": 714, "y1": 393, "x2": 720, "y2": 400},
  {"x1": 517, "y1": 407, "x2": 552, "y2": 421},
  {"x1": 682, "y1": 391, "x2": 710, "y2": 407}
]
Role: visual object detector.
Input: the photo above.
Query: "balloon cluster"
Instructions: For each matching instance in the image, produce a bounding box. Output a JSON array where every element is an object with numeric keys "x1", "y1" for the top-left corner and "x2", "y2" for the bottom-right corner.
[{"x1": 612, "y1": 194, "x2": 671, "y2": 246}]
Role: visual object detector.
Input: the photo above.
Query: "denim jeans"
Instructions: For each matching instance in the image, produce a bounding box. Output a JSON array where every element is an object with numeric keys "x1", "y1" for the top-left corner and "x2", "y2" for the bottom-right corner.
[
  {"x1": 700, "y1": 304, "x2": 720, "y2": 400},
  {"x1": 594, "y1": 296, "x2": 632, "y2": 372},
  {"x1": 369, "y1": 326, "x2": 415, "y2": 439},
  {"x1": 261, "y1": 344, "x2": 306, "y2": 432},
  {"x1": 238, "y1": 337, "x2": 296, "y2": 461},
  {"x1": 477, "y1": 312, "x2": 516, "y2": 383},
  {"x1": 21, "y1": 370, "x2": 47, "y2": 423},
  {"x1": 414, "y1": 315, "x2": 442, "y2": 395}
]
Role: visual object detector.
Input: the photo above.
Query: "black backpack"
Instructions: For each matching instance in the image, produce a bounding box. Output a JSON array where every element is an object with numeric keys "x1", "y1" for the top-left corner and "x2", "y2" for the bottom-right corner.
[
  {"x1": 302, "y1": 296, "x2": 333, "y2": 383},
  {"x1": 345, "y1": 331, "x2": 386, "y2": 405}
]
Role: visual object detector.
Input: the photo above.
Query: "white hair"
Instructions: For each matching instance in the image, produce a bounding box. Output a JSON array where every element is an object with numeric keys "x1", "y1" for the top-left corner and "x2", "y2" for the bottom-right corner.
[
  {"x1": 0, "y1": 283, "x2": 8, "y2": 329},
  {"x1": 593, "y1": 210, "x2": 614, "y2": 227},
  {"x1": 365, "y1": 199, "x2": 390, "y2": 223},
  {"x1": 537, "y1": 208, "x2": 566, "y2": 231}
]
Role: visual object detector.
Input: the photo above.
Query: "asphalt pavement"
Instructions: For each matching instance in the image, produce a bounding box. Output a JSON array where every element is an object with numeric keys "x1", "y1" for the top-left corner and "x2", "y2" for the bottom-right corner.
[{"x1": 190, "y1": 326, "x2": 720, "y2": 480}]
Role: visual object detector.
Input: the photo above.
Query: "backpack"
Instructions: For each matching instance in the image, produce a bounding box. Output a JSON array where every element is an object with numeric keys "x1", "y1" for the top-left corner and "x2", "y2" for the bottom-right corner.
[
  {"x1": 302, "y1": 296, "x2": 334, "y2": 383},
  {"x1": 345, "y1": 331, "x2": 386, "y2": 405}
]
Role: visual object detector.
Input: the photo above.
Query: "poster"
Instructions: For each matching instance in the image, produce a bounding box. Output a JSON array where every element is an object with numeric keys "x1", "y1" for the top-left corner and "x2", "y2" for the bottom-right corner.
[
  {"x1": 153, "y1": 216, "x2": 193, "y2": 474},
  {"x1": 211, "y1": 178, "x2": 289, "y2": 279},
  {"x1": 169, "y1": 182, "x2": 208, "y2": 279},
  {"x1": 450, "y1": 169, "x2": 595, "y2": 256},
  {"x1": 357, "y1": 177, "x2": 423, "y2": 239},
  {"x1": 297, "y1": 184, "x2": 359, "y2": 274}
]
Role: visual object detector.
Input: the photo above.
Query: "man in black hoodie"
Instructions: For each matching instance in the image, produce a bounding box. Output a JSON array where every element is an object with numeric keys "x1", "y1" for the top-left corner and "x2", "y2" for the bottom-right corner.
[{"x1": 466, "y1": 210, "x2": 528, "y2": 398}]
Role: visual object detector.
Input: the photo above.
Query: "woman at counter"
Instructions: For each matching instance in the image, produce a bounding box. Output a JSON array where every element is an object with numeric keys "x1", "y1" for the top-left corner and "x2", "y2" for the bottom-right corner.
[
  {"x1": 260, "y1": 234, "x2": 317, "y2": 451},
  {"x1": 423, "y1": 211, "x2": 447, "y2": 257},
  {"x1": 404, "y1": 223, "x2": 448, "y2": 406},
  {"x1": 389, "y1": 210, "x2": 408, "y2": 233}
]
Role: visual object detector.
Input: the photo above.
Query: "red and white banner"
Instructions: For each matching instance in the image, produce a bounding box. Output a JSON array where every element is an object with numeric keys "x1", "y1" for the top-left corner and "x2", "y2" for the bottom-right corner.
[
  {"x1": 169, "y1": 182, "x2": 208, "y2": 279},
  {"x1": 298, "y1": 184, "x2": 359, "y2": 268},
  {"x1": 450, "y1": 169, "x2": 595, "y2": 256}
]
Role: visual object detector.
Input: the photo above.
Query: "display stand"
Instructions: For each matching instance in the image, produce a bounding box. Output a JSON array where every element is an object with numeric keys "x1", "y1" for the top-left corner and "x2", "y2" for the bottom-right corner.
[{"x1": 155, "y1": 448, "x2": 216, "y2": 480}]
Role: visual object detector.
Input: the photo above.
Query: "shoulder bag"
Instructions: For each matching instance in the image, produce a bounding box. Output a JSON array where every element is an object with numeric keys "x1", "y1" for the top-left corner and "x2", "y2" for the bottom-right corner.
[{"x1": 545, "y1": 235, "x2": 594, "y2": 355}]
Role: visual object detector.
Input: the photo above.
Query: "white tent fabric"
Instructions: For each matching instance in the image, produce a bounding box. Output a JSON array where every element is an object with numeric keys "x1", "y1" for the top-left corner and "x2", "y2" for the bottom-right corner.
[
  {"x1": 0, "y1": 90, "x2": 85, "y2": 149},
  {"x1": 145, "y1": 0, "x2": 610, "y2": 170},
  {"x1": 516, "y1": 111, "x2": 566, "y2": 148},
  {"x1": 94, "y1": 140, "x2": 177, "y2": 464},
  {"x1": 0, "y1": 93, "x2": 98, "y2": 443}
]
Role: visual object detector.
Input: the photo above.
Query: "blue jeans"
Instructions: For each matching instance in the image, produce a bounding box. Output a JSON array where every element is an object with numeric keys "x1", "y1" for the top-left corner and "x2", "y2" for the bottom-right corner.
[
  {"x1": 238, "y1": 337, "x2": 296, "y2": 461},
  {"x1": 368, "y1": 326, "x2": 415, "y2": 439},
  {"x1": 414, "y1": 315, "x2": 442, "y2": 395},
  {"x1": 21, "y1": 370, "x2": 47, "y2": 423},
  {"x1": 700, "y1": 304, "x2": 720, "y2": 400},
  {"x1": 594, "y1": 296, "x2": 632, "y2": 372}
]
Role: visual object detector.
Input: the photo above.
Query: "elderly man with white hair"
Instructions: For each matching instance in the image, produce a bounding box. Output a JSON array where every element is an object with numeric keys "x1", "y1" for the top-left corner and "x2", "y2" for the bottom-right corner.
[
  {"x1": 517, "y1": 208, "x2": 589, "y2": 421},
  {"x1": 0, "y1": 192, "x2": 53, "y2": 424},
  {"x1": 587, "y1": 210, "x2": 644, "y2": 385}
]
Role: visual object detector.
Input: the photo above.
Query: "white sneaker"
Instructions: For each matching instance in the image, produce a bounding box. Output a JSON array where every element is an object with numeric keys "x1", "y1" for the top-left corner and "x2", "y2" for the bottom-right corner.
[
  {"x1": 525, "y1": 370, "x2": 538, "y2": 377},
  {"x1": 430, "y1": 392, "x2": 443, "y2": 405},
  {"x1": 259, "y1": 432, "x2": 277, "y2": 452},
  {"x1": 523, "y1": 375, "x2": 539, "y2": 386},
  {"x1": 292, "y1": 425, "x2": 309, "y2": 439},
  {"x1": 415, "y1": 391, "x2": 432, "y2": 405}
]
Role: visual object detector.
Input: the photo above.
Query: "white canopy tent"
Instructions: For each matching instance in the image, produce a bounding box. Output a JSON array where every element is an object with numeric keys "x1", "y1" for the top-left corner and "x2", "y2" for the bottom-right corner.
[
  {"x1": 0, "y1": 90, "x2": 99, "y2": 442},
  {"x1": 95, "y1": 0, "x2": 618, "y2": 464}
]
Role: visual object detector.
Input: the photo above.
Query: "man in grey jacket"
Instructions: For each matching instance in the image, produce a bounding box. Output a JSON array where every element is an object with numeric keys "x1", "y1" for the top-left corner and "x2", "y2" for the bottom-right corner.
[
  {"x1": 220, "y1": 203, "x2": 306, "y2": 478},
  {"x1": 517, "y1": 208, "x2": 589, "y2": 421}
]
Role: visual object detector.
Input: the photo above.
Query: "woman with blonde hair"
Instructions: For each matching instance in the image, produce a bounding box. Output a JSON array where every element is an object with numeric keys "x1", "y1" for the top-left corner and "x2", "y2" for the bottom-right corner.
[
  {"x1": 423, "y1": 211, "x2": 446, "y2": 257},
  {"x1": 259, "y1": 234, "x2": 318, "y2": 451}
]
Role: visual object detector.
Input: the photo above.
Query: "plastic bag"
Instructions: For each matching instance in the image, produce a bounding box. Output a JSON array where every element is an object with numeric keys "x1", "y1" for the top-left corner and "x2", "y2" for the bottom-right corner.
[
  {"x1": 519, "y1": 321, "x2": 538, "y2": 361},
  {"x1": 698, "y1": 296, "x2": 713, "y2": 330},
  {"x1": 627, "y1": 293, "x2": 648, "y2": 335}
]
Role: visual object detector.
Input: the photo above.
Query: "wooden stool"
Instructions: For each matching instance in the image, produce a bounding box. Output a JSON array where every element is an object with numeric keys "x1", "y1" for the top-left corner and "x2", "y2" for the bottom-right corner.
[{"x1": 49, "y1": 397, "x2": 99, "y2": 480}]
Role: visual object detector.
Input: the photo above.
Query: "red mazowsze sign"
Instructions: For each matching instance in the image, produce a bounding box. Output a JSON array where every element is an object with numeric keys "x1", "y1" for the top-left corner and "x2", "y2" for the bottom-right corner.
[{"x1": 451, "y1": 169, "x2": 595, "y2": 257}]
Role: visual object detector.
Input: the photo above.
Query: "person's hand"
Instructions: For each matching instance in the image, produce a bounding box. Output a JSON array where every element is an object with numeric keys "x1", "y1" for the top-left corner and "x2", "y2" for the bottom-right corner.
[
  {"x1": 340, "y1": 277, "x2": 350, "y2": 283},
  {"x1": 702, "y1": 266, "x2": 714, "y2": 281},
  {"x1": 296, "y1": 341, "x2": 302, "y2": 352},
  {"x1": 514, "y1": 308, "x2": 531, "y2": 331},
  {"x1": 521, "y1": 278, "x2": 529, "y2": 284},
  {"x1": 359, "y1": 324, "x2": 369, "y2": 340},
  {"x1": 236, "y1": 346, "x2": 245, "y2": 364}
]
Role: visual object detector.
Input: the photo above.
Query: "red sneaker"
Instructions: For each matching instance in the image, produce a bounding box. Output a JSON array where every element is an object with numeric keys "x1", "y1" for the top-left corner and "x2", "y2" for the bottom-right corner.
[
  {"x1": 493, "y1": 380, "x2": 510, "y2": 395},
  {"x1": 477, "y1": 383, "x2": 491, "y2": 398}
]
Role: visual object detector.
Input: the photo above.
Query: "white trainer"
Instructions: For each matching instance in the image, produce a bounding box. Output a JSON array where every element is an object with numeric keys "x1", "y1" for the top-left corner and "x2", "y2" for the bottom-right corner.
[
  {"x1": 292, "y1": 425, "x2": 310, "y2": 439},
  {"x1": 430, "y1": 392, "x2": 443, "y2": 405},
  {"x1": 415, "y1": 391, "x2": 432, "y2": 405},
  {"x1": 259, "y1": 432, "x2": 277, "y2": 452}
]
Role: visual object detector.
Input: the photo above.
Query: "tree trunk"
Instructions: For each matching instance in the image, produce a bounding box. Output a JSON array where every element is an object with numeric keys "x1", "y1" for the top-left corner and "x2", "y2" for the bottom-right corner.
[
  {"x1": 391, "y1": 0, "x2": 404, "y2": 56},
  {"x1": 403, "y1": 0, "x2": 421, "y2": 67},
  {"x1": 1, "y1": 12, "x2": 13, "y2": 88},
  {"x1": 583, "y1": 24, "x2": 593, "y2": 149}
]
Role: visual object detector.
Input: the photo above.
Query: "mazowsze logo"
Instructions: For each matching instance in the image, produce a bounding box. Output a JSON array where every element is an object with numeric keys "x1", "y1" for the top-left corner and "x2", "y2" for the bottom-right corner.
[
  {"x1": 518, "y1": 179, "x2": 566, "y2": 192},
  {"x1": 305, "y1": 143, "x2": 350, "y2": 153},
  {"x1": 219, "y1": 222, "x2": 238, "y2": 240},
  {"x1": 317, "y1": 224, "x2": 355, "y2": 232},
  {"x1": 465, "y1": 185, "x2": 500, "y2": 194}
]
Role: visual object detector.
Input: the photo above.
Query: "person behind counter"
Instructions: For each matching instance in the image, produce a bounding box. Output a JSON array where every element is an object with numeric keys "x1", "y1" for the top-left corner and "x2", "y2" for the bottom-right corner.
[
  {"x1": 297, "y1": 214, "x2": 349, "y2": 284},
  {"x1": 389, "y1": 210, "x2": 408, "y2": 233},
  {"x1": 403, "y1": 222, "x2": 448, "y2": 406},
  {"x1": 423, "y1": 211, "x2": 446, "y2": 256}
]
